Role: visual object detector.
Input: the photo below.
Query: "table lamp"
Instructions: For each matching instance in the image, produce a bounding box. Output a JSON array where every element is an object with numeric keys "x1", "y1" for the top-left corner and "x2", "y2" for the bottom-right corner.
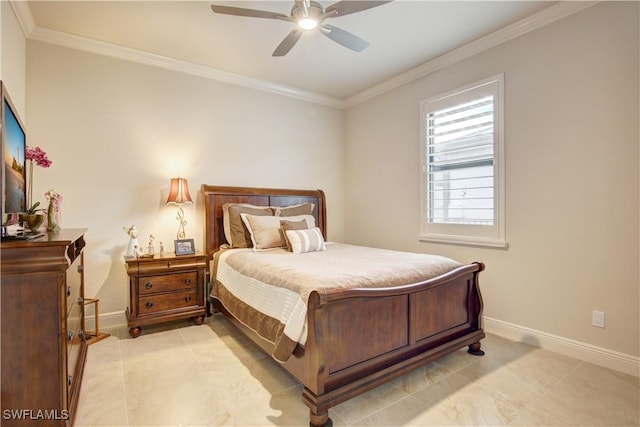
[{"x1": 166, "y1": 177, "x2": 193, "y2": 239}]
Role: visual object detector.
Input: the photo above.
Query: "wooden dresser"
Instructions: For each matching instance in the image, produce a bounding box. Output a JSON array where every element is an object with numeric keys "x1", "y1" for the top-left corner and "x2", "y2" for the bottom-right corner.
[
  {"x1": 125, "y1": 252, "x2": 207, "y2": 338},
  {"x1": 1, "y1": 229, "x2": 88, "y2": 426}
]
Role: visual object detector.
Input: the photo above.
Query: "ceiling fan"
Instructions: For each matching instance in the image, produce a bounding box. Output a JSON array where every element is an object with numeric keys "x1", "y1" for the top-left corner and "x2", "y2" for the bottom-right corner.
[{"x1": 210, "y1": 0, "x2": 392, "y2": 56}]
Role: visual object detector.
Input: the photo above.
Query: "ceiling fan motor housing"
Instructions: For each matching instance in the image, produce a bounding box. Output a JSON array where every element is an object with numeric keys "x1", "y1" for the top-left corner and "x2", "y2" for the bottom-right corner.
[{"x1": 292, "y1": 1, "x2": 325, "y2": 23}]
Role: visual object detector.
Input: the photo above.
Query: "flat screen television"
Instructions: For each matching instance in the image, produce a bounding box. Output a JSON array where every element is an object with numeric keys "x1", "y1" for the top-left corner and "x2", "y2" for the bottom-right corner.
[{"x1": 1, "y1": 81, "x2": 27, "y2": 224}]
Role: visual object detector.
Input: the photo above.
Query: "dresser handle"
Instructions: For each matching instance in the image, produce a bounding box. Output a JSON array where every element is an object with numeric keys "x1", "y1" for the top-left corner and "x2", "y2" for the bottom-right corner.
[
  {"x1": 77, "y1": 265, "x2": 84, "y2": 273},
  {"x1": 67, "y1": 331, "x2": 74, "y2": 341},
  {"x1": 185, "y1": 296, "x2": 191, "y2": 302},
  {"x1": 184, "y1": 278, "x2": 191, "y2": 285},
  {"x1": 145, "y1": 282, "x2": 153, "y2": 289},
  {"x1": 146, "y1": 302, "x2": 154, "y2": 309},
  {"x1": 66, "y1": 286, "x2": 72, "y2": 297},
  {"x1": 79, "y1": 329, "x2": 84, "y2": 338},
  {"x1": 77, "y1": 297, "x2": 83, "y2": 306},
  {"x1": 68, "y1": 375, "x2": 73, "y2": 386}
]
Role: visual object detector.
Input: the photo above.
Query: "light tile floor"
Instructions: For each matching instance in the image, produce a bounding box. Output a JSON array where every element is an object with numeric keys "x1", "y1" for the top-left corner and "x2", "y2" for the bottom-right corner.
[{"x1": 75, "y1": 314, "x2": 639, "y2": 427}]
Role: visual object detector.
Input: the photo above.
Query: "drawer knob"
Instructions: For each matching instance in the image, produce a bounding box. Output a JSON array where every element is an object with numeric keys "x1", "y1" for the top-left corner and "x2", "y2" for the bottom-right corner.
[
  {"x1": 68, "y1": 375, "x2": 73, "y2": 386},
  {"x1": 66, "y1": 286, "x2": 72, "y2": 297},
  {"x1": 146, "y1": 302, "x2": 154, "y2": 309},
  {"x1": 67, "y1": 331, "x2": 74, "y2": 341},
  {"x1": 184, "y1": 278, "x2": 191, "y2": 285},
  {"x1": 185, "y1": 296, "x2": 191, "y2": 302},
  {"x1": 77, "y1": 297, "x2": 83, "y2": 306},
  {"x1": 145, "y1": 282, "x2": 153, "y2": 289},
  {"x1": 79, "y1": 329, "x2": 84, "y2": 338}
]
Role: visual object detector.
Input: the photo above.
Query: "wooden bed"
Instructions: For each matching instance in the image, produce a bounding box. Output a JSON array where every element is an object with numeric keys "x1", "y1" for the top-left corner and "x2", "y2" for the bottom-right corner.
[{"x1": 202, "y1": 185, "x2": 485, "y2": 427}]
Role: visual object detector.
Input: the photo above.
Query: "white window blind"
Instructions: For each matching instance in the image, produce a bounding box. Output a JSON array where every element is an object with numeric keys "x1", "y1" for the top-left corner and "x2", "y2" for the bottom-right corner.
[
  {"x1": 427, "y1": 96, "x2": 495, "y2": 225},
  {"x1": 420, "y1": 75, "x2": 506, "y2": 248}
]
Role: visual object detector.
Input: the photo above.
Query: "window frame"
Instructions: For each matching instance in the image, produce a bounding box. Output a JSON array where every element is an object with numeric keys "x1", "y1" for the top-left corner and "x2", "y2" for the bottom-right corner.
[{"x1": 419, "y1": 74, "x2": 507, "y2": 248}]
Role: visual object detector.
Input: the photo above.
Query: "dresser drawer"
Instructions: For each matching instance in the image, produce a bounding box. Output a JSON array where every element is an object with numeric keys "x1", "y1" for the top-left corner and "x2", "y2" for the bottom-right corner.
[
  {"x1": 138, "y1": 272, "x2": 197, "y2": 295},
  {"x1": 139, "y1": 289, "x2": 198, "y2": 314}
]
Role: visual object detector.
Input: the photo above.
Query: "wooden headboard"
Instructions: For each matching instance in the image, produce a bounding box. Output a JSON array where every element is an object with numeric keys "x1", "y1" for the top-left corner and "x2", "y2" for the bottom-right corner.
[{"x1": 201, "y1": 185, "x2": 326, "y2": 258}]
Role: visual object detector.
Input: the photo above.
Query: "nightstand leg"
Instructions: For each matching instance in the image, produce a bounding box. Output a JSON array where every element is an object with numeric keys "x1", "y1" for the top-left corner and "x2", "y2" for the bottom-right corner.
[
  {"x1": 129, "y1": 326, "x2": 142, "y2": 338},
  {"x1": 194, "y1": 315, "x2": 205, "y2": 325}
]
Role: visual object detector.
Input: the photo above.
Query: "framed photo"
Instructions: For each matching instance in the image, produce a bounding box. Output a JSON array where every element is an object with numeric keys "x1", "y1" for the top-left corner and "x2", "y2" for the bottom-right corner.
[{"x1": 174, "y1": 238, "x2": 195, "y2": 256}]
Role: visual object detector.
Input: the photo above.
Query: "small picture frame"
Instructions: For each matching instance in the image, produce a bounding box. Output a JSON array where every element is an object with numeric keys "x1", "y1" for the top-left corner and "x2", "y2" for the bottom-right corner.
[{"x1": 174, "y1": 238, "x2": 195, "y2": 256}]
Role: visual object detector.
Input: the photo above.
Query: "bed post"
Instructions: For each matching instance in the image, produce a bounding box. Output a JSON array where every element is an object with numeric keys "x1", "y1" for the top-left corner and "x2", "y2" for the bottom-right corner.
[
  {"x1": 302, "y1": 290, "x2": 332, "y2": 427},
  {"x1": 467, "y1": 262, "x2": 486, "y2": 356}
]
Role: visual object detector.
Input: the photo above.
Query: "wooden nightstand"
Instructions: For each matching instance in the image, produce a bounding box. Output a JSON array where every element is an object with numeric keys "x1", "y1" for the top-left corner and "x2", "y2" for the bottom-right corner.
[{"x1": 125, "y1": 251, "x2": 207, "y2": 338}]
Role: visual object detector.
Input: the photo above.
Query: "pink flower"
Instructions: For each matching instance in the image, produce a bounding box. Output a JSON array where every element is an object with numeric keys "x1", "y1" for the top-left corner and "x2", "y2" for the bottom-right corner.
[
  {"x1": 45, "y1": 190, "x2": 62, "y2": 204},
  {"x1": 26, "y1": 146, "x2": 52, "y2": 168}
]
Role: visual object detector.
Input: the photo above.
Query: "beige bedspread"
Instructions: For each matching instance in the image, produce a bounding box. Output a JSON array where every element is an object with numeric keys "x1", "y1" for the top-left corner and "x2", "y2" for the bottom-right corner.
[
  {"x1": 212, "y1": 243, "x2": 462, "y2": 361},
  {"x1": 226, "y1": 243, "x2": 461, "y2": 297}
]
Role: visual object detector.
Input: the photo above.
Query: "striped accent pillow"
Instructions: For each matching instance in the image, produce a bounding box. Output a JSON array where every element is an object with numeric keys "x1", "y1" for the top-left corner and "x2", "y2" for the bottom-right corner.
[{"x1": 285, "y1": 227, "x2": 326, "y2": 253}]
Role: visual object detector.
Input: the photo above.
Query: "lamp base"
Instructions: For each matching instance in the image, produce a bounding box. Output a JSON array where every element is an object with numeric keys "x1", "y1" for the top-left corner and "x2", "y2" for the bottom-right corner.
[{"x1": 175, "y1": 205, "x2": 187, "y2": 239}]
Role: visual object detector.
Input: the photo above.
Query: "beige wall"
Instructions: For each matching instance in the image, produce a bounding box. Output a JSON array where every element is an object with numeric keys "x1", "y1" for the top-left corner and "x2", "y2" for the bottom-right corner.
[
  {"x1": 344, "y1": 2, "x2": 639, "y2": 358},
  {"x1": 1, "y1": 1, "x2": 26, "y2": 117},
  {"x1": 26, "y1": 41, "x2": 345, "y2": 315}
]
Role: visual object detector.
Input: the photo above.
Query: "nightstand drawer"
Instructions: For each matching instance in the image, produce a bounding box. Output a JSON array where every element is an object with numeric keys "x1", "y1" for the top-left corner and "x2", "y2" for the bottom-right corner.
[
  {"x1": 138, "y1": 272, "x2": 197, "y2": 295},
  {"x1": 139, "y1": 290, "x2": 198, "y2": 314},
  {"x1": 138, "y1": 258, "x2": 204, "y2": 275}
]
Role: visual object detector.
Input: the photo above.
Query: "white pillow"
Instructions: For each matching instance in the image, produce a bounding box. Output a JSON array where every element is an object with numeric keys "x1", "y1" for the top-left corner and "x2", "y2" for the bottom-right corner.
[
  {"x1": 239, "y1": 214, "x2": 283, "y2": 250},
  {"x1": 241, "y1": 214, "x2": 317, "y2": 250},
  {"x1": 285, "y1": 228, "x2": 326, "y2": 253}
]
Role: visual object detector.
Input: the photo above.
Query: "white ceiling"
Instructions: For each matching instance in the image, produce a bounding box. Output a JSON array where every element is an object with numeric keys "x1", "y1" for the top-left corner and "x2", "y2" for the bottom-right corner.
[{"x1": 20, "y1": 1, "x2": 584, "y2": 106}]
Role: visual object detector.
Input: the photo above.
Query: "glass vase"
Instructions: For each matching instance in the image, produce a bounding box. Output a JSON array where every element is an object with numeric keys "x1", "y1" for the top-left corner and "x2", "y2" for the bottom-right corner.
[{"x1": 47, "y1": 200, "x2": 59, "y2": 231}]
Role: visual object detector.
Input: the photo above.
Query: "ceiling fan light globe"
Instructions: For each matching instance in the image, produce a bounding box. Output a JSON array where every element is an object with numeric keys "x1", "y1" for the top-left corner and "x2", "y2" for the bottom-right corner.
[{"x1": 298, "y1": 18, "x2": 318, "y2": 30}]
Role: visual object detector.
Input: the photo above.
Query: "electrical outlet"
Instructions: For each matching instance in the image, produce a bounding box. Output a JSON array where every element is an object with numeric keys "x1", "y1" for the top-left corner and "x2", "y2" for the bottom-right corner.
[{"x1": 592, "y1": 310, "x2": 605, "y2": 328}]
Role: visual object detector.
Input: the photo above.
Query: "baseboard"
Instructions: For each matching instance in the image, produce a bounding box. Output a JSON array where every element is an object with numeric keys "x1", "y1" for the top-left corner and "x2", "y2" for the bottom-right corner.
[
  {"x1": 484, "y1": 317, "x2": 640, "y2": 377},
  {"x1": 84, "y1": 311, "x2": 638, "y2": 377},
  {"x1": 85, "y1": 310, "x2": 128, "y2": 331}
]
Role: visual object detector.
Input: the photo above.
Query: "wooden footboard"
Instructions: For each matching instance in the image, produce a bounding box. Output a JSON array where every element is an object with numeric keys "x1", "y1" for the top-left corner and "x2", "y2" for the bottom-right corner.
[
  {"x1": 300, "y1": 262, "x2": 485, "y2": 426},
  {"x1": 202, "y1": 185, "x2": 485, "y2": 427}
]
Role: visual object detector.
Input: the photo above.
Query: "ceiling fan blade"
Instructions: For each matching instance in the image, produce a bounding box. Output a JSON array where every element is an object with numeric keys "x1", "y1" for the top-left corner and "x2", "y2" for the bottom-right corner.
[
  {"x1": 324, "y1": 1, "x2": 392, "y2": 17},
  {"x1": 211, "y1": 4, "x2": 288, "y2": 20},
  {"x1": 320, "y1": 24, "x2": 369, "y2": 52},
  {"x1": 273, "y1": 29, "x2": 304, "y2": 57}
]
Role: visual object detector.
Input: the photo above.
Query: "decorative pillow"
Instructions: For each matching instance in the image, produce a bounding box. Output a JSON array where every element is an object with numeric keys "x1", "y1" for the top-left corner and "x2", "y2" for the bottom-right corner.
[
  {"x1": 240, "y1": 214, "x2": 289, "y2": 250},
  {"x1": 285, "y1": 228, "x2": 326, "y2": 253},
  {"x1": 280, "y1": 219, "x2": 309, "y2": 251},
  {"x1": 275, "y1": 203, "x2": 315, "y2": 217},
  {"x1": 223, "y1": 203, "x2": 274, "y2": 248},
  {"x1": 278, "y1": 214, "x2": 316, "y2": 229}
]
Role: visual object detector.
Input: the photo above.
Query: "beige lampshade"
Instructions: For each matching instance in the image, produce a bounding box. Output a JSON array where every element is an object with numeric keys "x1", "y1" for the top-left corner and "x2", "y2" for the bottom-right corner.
[{"x1": 166, "y1": 177, "x2": 193, "y2": 205}]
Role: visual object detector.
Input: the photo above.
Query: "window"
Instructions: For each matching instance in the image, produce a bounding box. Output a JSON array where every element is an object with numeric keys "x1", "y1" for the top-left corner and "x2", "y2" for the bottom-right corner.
[{"x1": 419, "y1": 74, "x2": 506, "y2": 248}]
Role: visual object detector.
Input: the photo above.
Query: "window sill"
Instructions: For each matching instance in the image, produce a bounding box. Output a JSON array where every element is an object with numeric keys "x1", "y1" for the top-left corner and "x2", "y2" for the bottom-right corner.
[{"x1": 418, "y1": 234, "x2": 508, "y2": 249}]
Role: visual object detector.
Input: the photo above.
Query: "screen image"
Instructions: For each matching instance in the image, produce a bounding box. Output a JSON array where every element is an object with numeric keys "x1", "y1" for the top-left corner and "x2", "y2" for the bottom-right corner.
[{"x1": 2, "y1": 94, "x2": 26, "y2": 214}]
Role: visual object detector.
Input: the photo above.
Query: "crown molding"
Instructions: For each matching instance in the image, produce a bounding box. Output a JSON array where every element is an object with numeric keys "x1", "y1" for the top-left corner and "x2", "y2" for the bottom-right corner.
[
  {"x1": 26, "y1": 27, "x2": 345, "y2": 109},
  {"x1": 9, "y1": 0, "x2": 36, "y2": 37},
  {"x1": 344, "y1": 1, "x2": 599, "y2": 108},
  {"x1": 12, "y1": 0, "x2": 597, "y2": 110},
  {"x1": 20, "y1": 20, "x2": 344, "y2": 109}
]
